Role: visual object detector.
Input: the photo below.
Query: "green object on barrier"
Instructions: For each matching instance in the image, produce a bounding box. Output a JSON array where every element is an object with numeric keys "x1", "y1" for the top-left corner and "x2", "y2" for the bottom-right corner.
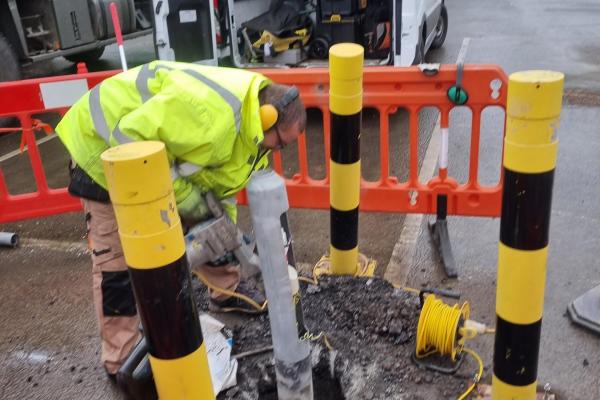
[{"x1": 447, "y1": 86, "x2": 468, "y2": 105}]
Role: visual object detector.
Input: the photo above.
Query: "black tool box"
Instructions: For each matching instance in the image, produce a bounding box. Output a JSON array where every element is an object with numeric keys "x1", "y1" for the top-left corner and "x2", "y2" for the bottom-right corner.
[{"x1": 310, "y1": 0, "x2": 391, "y2": 60}]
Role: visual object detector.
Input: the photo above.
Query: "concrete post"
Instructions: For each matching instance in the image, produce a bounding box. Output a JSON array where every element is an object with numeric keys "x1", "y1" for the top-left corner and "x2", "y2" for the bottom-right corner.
[
  {"x1": 101, "y1": 141, "x2": 214, "y2": 400},
  {"x1": 247, "y1": 169, "x2": 313, "y2": 400},
  {"x1": 492, "y1": 71, "x2": 564, "y2": 400}
]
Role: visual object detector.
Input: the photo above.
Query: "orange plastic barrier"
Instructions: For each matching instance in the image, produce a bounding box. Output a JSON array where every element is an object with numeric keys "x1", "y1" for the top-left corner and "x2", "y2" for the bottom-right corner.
[
  {"x1": 251, "y1": 65, "x2": 508, "y2": 217},
  {"x1": 0, "y1": 65, "x2": 507, "y2": 224}
]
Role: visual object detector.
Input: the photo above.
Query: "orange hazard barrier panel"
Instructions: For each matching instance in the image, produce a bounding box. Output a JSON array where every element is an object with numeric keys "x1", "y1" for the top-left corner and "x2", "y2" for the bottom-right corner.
[
  {"x1": 0, "y1": 64, "x2": 507, "y2": 225},
  {"x1": 0, "y1": 65, "x2": 118, "y2": 223},
  {"x1": 247, "y1": 65, "x2": 508, "y2": 218}
]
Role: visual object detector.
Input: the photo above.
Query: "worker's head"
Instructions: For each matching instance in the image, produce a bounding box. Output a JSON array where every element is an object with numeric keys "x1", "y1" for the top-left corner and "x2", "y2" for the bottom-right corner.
[{"x1": 259, "y1": 84, "x2": 306, "y2": 150}]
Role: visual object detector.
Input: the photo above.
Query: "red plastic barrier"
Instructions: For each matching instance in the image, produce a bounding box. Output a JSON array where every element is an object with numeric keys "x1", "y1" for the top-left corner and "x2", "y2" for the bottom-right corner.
[
  {"x1": 0, "y1": 67, "x2": 118, "y2": 223},
  {"x1": 250, "y1": 65, "x2": 508, "y2": 217},
  {"x1": 0, "y1": 64, "x2": 507, "y2": 223}
]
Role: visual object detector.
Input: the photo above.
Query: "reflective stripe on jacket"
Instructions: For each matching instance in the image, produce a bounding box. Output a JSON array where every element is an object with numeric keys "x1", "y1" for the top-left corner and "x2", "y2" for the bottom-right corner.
[{"x1": 56, "y1": 61, "x2": 271, "y2": 220}]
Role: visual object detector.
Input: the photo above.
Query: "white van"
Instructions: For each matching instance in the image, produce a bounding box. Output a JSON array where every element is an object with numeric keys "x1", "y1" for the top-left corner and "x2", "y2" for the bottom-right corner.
[
  {"x1": 152, "y1": 0, "x2": 448, "y2": 67},
  {"x1": 397, "y1": 0, "x2": 448, "y2": 65}
]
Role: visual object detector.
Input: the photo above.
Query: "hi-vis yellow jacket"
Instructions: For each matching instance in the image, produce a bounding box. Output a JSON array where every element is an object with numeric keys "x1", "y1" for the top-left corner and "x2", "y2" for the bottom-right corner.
[{"x1": 56, "y1": 61, "x2": 272, "y2": 221}]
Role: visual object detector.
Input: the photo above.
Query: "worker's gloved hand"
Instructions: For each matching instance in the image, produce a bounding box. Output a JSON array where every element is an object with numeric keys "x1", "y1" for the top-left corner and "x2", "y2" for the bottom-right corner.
[
  {"x1": 206, "y1": 251, "x2": 237, "y2": 267},
  {"x1": 177, "y1": 185, "x2": 211, "y2": 226}
]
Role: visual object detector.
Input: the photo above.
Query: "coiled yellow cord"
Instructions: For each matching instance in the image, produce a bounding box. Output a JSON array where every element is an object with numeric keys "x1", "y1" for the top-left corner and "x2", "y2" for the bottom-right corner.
[
  {"x1": 192, "y1": 270, "x2": 268, "y2": 312},
  {"x1": 194, "y1": 269, "x2": 334, "y2": 350},
  {"x1": 416, "y1": 295, "x2": 484, "y2": 399},
  {"x1": 197, "y1": 266, "x2": 484, "y2": 398},
  {"x1": 416, "y1": 295, "x2": 470, "y2": 361}
]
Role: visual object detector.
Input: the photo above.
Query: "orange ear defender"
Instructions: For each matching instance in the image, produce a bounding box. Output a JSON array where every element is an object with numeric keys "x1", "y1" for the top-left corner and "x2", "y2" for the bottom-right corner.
[{"x1": 260, "y1": 86, "x2": 300, "y2": 131}]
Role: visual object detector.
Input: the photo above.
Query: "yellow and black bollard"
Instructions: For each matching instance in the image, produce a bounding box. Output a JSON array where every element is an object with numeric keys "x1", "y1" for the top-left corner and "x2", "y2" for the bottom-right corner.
[
  {"x1": 329, "y1": 43, "x2": 364, "y2": 275},
  {"x1": 101, "y1": 141, "x2": 214, "y2": 400},
  {"x1": 492, "y1": 71, "x2": 564, "y2": 400}
]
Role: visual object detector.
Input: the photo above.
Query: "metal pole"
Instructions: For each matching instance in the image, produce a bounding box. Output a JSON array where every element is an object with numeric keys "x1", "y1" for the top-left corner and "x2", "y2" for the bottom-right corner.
[
  {"x1": 247, "y1": 169, "x2": 313, "y2": 400},
  {"x1": 101, "y1": 141, "x2": 214, "y2": 400},
  {"x1": 0, "y1": 232, "x2": 19, "y2": 248},
  {"x1": 110, "y1": 2, "x2": 128, "y2": 71},
  {"x1": 492, "y1": 71, "x2": 564, "y2": 400},
  {"x1": 329, "y1": 43, "x2": 364, "y2": 275}
]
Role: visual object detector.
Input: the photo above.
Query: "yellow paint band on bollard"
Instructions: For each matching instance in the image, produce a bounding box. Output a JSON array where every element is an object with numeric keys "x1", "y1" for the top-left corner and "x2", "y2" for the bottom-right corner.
[
  {"x1": 330, "y1": 160, "x2": 361, "y2": 211},
  {"x1": 102, "y1": 141, "x2": 185, "y2": 268},
  {"x1": 329, "y1": 43, "x2": 364, "y2": 116},
  {"x1": 496, "y1": 243, "x2": 548, "y2": 324},
  {"x1": 330, "y1": 246, "x2": 359, "y2": 276},
  {"x1": 149, "y1": 344, "x2": 215, "y2": 399},
  {"x1": 492, "y1": 375, "x2": 537, "y2": 400},
  {"x1": 504, "y1": 70, "x2": 564, "y2": 174}
]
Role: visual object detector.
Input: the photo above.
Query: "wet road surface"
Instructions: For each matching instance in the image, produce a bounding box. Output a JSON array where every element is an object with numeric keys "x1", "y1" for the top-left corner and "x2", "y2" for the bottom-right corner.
[{"x1": 2, "y1": 1, "x2": 600, "y2": 398}]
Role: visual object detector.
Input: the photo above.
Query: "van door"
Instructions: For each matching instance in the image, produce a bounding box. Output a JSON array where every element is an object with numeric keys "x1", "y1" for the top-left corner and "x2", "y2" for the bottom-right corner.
[
  {"x1": 395, "y1": 0, "x2": 421, "y2": 65},
  {"x1": 152, "y1": 0, "x2": 218, "y2": 65}
]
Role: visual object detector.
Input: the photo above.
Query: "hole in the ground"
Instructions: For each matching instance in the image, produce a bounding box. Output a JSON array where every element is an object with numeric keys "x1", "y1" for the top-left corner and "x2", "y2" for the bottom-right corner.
[{"x1": 257, "y1": 363, "x2": 345, "y2": 400}]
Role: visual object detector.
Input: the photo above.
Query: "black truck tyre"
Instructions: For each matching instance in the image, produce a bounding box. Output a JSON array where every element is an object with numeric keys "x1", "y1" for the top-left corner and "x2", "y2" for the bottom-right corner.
[
  {"x1": 0, "y1": 33, "x2": 20, "y2": 127},
  {"x1": 430, "y1": 4, "x2": 448, "y2": 50},
  {"x1": 64, "y1": 46, "x2": 106, "y2": 64},
  {"x1": 0, "y1": 33, "x2": 20, "y2": 82}
]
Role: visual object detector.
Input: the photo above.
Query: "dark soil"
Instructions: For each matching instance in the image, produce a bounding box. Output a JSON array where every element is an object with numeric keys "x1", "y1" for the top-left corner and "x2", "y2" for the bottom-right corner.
[{"x1": 193, "y1": 276, "x2": 479, "y2": 400}]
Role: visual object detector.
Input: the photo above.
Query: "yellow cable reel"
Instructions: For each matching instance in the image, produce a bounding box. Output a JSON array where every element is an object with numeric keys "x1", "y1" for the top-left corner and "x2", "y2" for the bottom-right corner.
[
  {"x1": 413, "y1": 293, "x2": 484, "y2": 400},
  {"x1": 415, "y1": 294, "x2": 473, "y2": 361}
]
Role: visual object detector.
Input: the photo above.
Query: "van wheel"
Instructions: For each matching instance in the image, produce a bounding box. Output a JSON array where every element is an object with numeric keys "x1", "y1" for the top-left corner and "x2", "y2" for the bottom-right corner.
[
  {"x1": 64, "y1": 46, "x2": 106, "y2": 64},
  {"x1": 431, "y1": 5, "x2": 448, "y2": 50},
  {"x1": 310, "y1": 37, "x2": 330, "y2": 59},
  {"x1": 0, "y1": 33, "x2": 20, "y2": 82}
]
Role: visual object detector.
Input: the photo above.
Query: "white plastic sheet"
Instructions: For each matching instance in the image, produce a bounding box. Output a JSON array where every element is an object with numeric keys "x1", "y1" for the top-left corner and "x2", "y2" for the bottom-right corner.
[{"x1": 200, "y1": 314, "x2": 238, "y2": 394}]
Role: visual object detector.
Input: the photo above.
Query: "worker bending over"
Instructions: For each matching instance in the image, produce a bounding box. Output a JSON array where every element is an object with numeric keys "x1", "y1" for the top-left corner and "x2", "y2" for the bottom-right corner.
[{"x1": 55, "y1": 60, "x2": 306, "y2": 379}]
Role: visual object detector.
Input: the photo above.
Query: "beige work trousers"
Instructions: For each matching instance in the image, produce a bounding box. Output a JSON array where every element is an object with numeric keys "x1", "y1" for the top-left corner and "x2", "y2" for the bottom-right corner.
[
  {"x1": 83, "y1": 199, "x2": 240, "y2": 373},
  {"x1": 84, "y1": 199, "x2": 141, "y2": 375}
]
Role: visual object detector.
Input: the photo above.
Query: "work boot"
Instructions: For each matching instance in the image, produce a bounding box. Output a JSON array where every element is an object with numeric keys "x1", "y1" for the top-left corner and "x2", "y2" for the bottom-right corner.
[
  {"x1": 116, "y1": 337, "x2": 158, "y2": 400},
  {"x1": 209, "y1": 280, "x2": 267, "y2": 314},
  {"x1": 105, "y1": 370, "x2": 117, "y2": 384}
]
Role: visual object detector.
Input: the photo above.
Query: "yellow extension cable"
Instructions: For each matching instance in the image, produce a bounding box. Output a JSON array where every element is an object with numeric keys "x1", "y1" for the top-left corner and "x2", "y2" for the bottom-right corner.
[
  {"x1": 193, "y1": 269, "x2": 333, "y2": 350},
  {"x1": 196, "y1": 266, "x2": 486, "y2": 399},
  {"x1": 459, "y1": 348, "x2": 484, "y2": 400},
  {"x1": 302, "y1": 276, "x2": 487, "y2": 399},
  {"x1": 193, "y1": 270, "x2": 268, "y2": 312}
]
